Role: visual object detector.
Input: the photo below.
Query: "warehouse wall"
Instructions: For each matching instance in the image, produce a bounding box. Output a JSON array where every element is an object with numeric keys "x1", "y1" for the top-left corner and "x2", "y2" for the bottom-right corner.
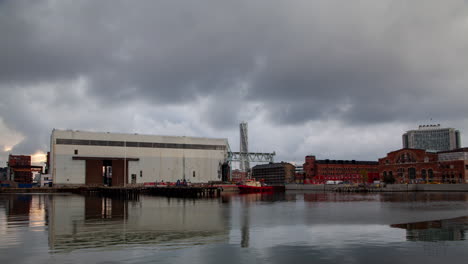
[{"x1": 50, "y1": 130, "x2": 228, "y2": 186}]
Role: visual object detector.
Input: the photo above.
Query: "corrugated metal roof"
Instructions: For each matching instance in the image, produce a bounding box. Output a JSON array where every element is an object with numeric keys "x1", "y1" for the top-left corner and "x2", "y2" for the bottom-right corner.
[
  {"x1": 437, "y1": 147, "x2": 468, "y2": 154},
  {"x1": 252, "y1": 162, "x2": 292, "y2": 169},
  {"x1": 315, "y1": 160, "x2": 378, "y2": 165}
]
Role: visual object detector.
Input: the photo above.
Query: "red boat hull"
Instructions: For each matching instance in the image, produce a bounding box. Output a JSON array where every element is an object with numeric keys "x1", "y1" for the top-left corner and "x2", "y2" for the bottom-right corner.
[{"x1": 238, "y1": 185, "x2": 274, "y2": 193}]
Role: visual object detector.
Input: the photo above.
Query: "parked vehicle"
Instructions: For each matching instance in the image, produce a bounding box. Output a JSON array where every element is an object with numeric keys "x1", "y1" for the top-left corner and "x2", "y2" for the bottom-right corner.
[{"x1": 325, "y1": 180, "x2": 343, "y2": 185}]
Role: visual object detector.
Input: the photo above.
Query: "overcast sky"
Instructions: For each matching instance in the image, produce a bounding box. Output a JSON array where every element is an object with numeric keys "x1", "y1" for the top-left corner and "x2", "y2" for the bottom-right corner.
[{"x1": 1, "y1": 0, "x2": 468, "y2": 166}]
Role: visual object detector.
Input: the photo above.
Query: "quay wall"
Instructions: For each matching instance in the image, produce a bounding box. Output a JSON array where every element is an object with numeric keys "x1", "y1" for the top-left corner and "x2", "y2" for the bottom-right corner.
[
  {"x1": 0, "y1": 187, "x2": 80, "y2": 193},
  {"x1": 286, "y1": 184, "x2": 468, "y2": 192},
  {"x1": 0, "y1": 186, "x2": 222, "y2": 198}
]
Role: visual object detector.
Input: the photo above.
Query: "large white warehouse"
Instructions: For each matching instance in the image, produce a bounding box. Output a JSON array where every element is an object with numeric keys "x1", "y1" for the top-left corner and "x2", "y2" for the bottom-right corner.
[{"x1": 50, "y1": 129, "x2": 230, "y2": 186}]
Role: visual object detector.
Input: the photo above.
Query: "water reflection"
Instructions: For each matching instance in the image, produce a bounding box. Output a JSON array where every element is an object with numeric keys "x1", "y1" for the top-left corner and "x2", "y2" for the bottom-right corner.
[
  {"x1": 0, "y1": 194, "x2": 48, "y2": 228},
  {"x1": 238, "y1": 192, "x2": 289, "y2": 203},
  {"x1": 380, "y1": 192, "x2": 468, "y2": 203},
  {"x1": 240, "y1": 206, "x2": 250, "y2": 248},
  {"x1": 391, "y1": 216, "x2": 468, "y2": 241},
  {"x1": 1, "y1": 193, "x2": 468, "y2": 264},
  {"x1": 7, "y1": 194, "x2": 32, "y2": 226},
  {"x1": 48, "y1": 195, "x2": 230, "y2": 252},
  {"x1": 303, "y1": 192, "x2": 379, "y2": 202},
  {"x1": 84, "y1": 196, "x2": 127, "y2": 220}
]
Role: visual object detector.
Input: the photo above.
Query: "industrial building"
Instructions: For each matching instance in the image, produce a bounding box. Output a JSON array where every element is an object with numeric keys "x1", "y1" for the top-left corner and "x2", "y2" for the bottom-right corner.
[
  {"x1": 251, "y1": 162, "x2": 295, "y2": 185},
  {"x1": 0, "y1": 167, "x2": 7, "y2": 181},
  {"x1": 50, "y1": 129, "x2": 229, "y2": 186},
  {"x1": 8, "y1": 155, "x2": 32, "y2": 183},
  {"x1": 294, "y1": 165, "x2": 305, "y2": 183},
  {"x1": 7, "y1": 154, "x2": 43, "y2": 184},
  {"x1": 302, "y1": 156, "x2": 379, "y2": 184},
  {"x1": 402, "y1": 125, "x2": 461, "y2": 152}
]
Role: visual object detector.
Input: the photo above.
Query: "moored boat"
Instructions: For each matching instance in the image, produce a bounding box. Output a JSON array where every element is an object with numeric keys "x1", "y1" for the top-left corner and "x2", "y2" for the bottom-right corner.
[{"x1": 237, "y1": 179, "x2": 274, "y2": 193}]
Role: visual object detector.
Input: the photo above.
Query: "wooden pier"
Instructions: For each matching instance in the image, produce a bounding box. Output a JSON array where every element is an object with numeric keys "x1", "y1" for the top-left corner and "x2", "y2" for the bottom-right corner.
[
  {"x1": 147, "y1": 186, "x2": 222, "y2": 198},
  {"x1": 74, "y1": 187, "x2": 144, "y2": 200},
  {"x1": 72, "y1": 186, "x2": 222, "y2": 198},
  {"x1": 0, "y1": 186, "x2": 223, "y2": 198}
]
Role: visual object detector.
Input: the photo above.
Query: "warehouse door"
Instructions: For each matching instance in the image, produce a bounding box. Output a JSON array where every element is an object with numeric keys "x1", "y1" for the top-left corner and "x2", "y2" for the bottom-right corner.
[
  {"x1": 221, "y1": 162, "x2": 230, "y2": 182},
  {"x1": 85, "y1": 159, "x2": 127, "y2": 186},
  {"x1": 86, "y1": 160, "x2": 104, "y2": 186},
  {"x1": 103, "y1": 160, "x2": 112, "y2": 186},
  {"x1": 112, "y1": 160, "x2": 127, "y2": 187}
]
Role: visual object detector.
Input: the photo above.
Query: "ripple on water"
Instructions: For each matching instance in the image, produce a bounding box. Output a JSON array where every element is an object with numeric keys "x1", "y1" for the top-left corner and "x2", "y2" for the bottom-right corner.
[{"x1": 1, "y1": 193, "x2": 468, "y2": 264}]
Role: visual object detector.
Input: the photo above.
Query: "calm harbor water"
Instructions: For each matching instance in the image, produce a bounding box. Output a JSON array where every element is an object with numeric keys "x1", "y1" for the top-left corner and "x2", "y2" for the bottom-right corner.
[{"x1": 1, "y1": 192, "x2": 468, "y2": 264}]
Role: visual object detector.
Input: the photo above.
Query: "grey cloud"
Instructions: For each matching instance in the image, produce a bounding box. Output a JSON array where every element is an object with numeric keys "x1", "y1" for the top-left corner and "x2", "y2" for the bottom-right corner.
[
  {"x1": 245, "y1": 1, "x2": 468, "y2": 124},
  {"x1": 1, "y1": 0, "x2": 264, "y2": 100},
  {"x1": 0, "y1": 0, "x2": 467, "y2": 158}
]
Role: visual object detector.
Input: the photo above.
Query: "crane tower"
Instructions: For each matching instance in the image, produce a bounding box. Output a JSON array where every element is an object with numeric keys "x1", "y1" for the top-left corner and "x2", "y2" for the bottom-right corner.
[{"x1": 240, "y1": 122, "x2": 249, "y2": 171}]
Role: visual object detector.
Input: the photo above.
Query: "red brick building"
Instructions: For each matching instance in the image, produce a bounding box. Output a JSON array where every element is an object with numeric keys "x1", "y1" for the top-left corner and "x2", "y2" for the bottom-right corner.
[
  {"x1": 378, "y1": 148, "x2": 468, "y2": 184},
  {"x1": 437, "y1": 148, "x2": 468, "y2": 184},
  {"x1": 303, "y1": 155, "x2": 379, "y2": 184},
  {"x1": 379, "y1": 149, "x2": 439, "y2": 184}
]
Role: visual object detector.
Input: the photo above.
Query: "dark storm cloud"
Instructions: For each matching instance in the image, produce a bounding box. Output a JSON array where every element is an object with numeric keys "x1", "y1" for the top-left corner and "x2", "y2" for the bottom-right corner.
[
  {"x1": 0, "y1": 0, "x2": 467, "y2": 157},
  {"x1": 246, "y1": 0, "x2": 468, "y2": 124},
  {"x1": 0, "y1": 0, "x2": 266, "y2": 100}
]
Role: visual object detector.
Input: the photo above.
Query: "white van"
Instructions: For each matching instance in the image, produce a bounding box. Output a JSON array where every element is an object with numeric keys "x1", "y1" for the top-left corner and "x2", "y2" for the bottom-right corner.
[{"x1": 325, "y1": 180, "x2": 343, "y2": 185}]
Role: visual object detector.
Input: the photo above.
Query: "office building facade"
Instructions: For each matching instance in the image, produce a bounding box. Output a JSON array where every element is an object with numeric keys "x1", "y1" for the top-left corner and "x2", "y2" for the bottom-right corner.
[{"x1": 402, "y1": 125, "x2": 461, "y2": 152}]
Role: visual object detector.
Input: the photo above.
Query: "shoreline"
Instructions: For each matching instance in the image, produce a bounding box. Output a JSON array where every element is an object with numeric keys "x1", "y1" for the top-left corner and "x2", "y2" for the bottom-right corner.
[
  {"x1": 0, "y1": 186, "x2": 225, "y2": 198},
  {"x1": 286, "y1": 183, "x2": 468, "y2": 192},
  {"x1": 2, "y1": 183, "x2": 468, "y2": 193}
]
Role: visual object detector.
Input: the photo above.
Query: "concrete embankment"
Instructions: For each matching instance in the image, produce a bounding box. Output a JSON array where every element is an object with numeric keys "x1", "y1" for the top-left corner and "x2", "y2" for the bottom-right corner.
[{"x1": 286, "y1": 184, "x2": 468, "y2": 192}]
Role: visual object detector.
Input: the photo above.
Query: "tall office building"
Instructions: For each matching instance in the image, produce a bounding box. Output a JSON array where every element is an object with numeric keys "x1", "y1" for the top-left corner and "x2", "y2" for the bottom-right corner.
[{"x1": 402, "y1": 125, "x2": 461, "y2": 152}]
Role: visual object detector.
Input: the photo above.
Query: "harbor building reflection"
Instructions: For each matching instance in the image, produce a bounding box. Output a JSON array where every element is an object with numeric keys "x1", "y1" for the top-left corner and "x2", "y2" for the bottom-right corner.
[
  {"x1": 47, "y1": 195, "x2": 231, "y2": 252},
  {"x1": 0, "y1": 194, "x2": 49, "y2": 228},
  {"x1": 6, "y1": 195, "x2": 31, "y2": 225},
  {"x1": 391, "y1": 216, "x2": 468, "y2": 241}
]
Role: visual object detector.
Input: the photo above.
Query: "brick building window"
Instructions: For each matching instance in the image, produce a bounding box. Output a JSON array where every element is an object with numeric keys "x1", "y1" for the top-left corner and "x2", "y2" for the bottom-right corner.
[{"x1": 397, "y1": 168, "x2": 404, "y2": 179}]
